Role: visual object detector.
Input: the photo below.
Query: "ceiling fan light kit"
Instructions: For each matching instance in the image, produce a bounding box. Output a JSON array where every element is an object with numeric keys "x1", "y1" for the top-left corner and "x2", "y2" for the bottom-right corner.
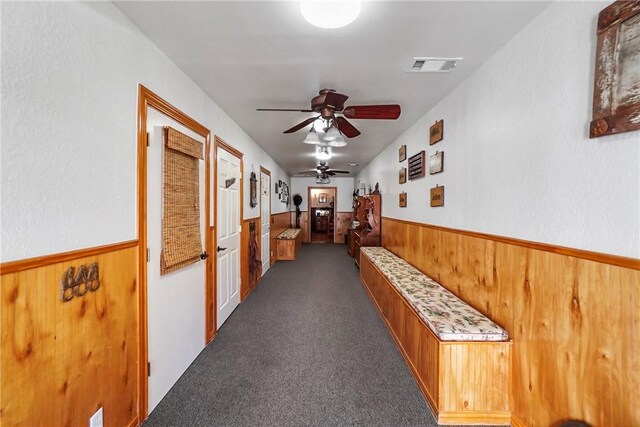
[
  {"x1": 323, "y1": 125, "x2": 341, "y2": 141},
  {"x1": 328, "y1": 136, "x2": 347, "y2": 147},
  {"x1": 302, "y1": 128, "x2": 322, "y2": 144},
  {"x1": 300, "y1": 0, "x2": 362, "y2": 29},
  {"x1": 315, "y1": 146, "x2": 332, "y2": 161}
]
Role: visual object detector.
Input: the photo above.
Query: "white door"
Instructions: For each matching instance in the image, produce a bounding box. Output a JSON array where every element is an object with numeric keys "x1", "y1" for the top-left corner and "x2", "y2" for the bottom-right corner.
[
  {"x1": 216, "y1": 147, "x2": 241, "y2": 329},
  {"x1": 146, "y1": 108, "x2": 206, "y2": 413},
  {"x1": 260, "y1": 171, "x2": 271, "y2": 275}
]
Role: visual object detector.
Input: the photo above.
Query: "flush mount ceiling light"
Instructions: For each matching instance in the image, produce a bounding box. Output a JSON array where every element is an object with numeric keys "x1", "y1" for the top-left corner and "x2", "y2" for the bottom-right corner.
[{"x1": 301, "y1": 0, "x2": 362, "y2": 29}]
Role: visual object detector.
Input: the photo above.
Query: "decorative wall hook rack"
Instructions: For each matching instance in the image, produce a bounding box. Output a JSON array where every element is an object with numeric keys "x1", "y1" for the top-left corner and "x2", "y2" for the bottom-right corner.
[{"x1": 60, "y1": 262, "x2": 100, "y2": 302}]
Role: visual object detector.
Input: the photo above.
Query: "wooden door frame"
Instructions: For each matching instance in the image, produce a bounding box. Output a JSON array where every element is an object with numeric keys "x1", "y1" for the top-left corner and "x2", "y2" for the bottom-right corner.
[
  {"x1": 213, "y1": 136, "x2": 244, "y2": 330},
  {"x1": 136, "y1": 84, "x2": 212, "y2": 421},
  {"x1": 307, "y1": 186, "x2": 337, "y2": 243},
  {"x1": 259, "y1": 166, "x2": 271, "y2": 271}
]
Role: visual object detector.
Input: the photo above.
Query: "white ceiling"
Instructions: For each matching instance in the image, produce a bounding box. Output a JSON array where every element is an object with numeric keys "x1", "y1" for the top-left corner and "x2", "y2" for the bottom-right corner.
[{"x1": 115, "y1": 1, "x2": 550, "y2": 176}]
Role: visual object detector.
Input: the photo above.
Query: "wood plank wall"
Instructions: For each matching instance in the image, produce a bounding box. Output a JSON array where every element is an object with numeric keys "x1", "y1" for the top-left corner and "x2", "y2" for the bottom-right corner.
[
  {"x1": 382, "y1": 217, "x2": 639, "y2": 427},
  {"x1": 334, "y1": 212, "x2": 352, "y2": 244},
  {"x1": 270, "y1": 212, "x2": 291, "y2": 264},
  {"x1": 1, "y1": 245, "x2": 139, "y2": 427}
]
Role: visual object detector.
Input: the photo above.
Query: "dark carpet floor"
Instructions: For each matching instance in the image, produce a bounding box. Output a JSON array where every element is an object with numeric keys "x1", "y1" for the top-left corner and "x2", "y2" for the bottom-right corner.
[{"x1": 144, "y1": 244, "x2": 497, "y2": 427}]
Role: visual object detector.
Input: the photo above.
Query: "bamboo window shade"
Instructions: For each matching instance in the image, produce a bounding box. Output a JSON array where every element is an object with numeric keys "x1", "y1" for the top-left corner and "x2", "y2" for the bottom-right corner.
[{"x1": 161, "y1": 126, "x2": 204, "y2": 275}]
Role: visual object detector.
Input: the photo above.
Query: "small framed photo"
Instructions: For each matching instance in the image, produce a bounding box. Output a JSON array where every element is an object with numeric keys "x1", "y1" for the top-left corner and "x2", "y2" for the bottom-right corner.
[
  {"x1": 274, "y1": 183, "x2": 278, "y2": 193},
  {"x1": 430, "y1": 185, "x2": 444, "y2": 207},
  {"x1": 399, "y1": 145, "x2": 407, "y2": 162},
  {"x1": 399, "y1": 192, "x2": 407, "y2": 207},
  {"x1": 429, "y1": 151, "x2": 444, "y2": 175},
  {"x1": 399, "y1": 168, "x2": 407, "y2": 184},
  {"x1": 429, "y1": 120, "x2": 444, "y2": 145}
]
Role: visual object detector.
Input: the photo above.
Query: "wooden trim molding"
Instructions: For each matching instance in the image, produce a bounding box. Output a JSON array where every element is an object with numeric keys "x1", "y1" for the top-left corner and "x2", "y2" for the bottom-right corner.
[
  {"x1": 0, "y1": 240, "x2": 138, "y2": 275},
  {"x1": 260, "y1": 166, "x2": 271, "y2": 176},
  {"x1": 382, "y1": 216, "x2": 640, "y2": 270},
  {"x1": 215, "y1": 135, "x2": 243, "y2": 159},
  {"x1": 137, "y1": 84, "x2": 212, "y2": 421}
]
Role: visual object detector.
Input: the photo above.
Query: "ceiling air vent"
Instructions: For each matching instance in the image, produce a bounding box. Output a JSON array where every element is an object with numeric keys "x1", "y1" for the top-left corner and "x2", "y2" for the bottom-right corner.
[{"x1": 406, "y1": 57, "x2": 462, "y2": 73}]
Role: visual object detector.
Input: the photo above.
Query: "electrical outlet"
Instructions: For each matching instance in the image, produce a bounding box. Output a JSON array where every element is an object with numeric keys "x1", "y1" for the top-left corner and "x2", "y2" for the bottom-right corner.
[{"x1": 89, "y1": 407, "x2": 103, "y2": 427}]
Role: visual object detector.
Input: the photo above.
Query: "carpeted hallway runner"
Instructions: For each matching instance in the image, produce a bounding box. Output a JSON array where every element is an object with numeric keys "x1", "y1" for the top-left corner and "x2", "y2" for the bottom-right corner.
[{"x1": 144, "y1": 244, "x2": 497, "y2": 427}]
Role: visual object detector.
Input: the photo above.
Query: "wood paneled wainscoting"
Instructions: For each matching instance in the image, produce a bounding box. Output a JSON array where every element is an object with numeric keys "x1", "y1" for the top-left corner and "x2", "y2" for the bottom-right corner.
[
  {"x1": 334, "y1": 212, "x2": 352, "y2": 244},
  {"x1": 270, "y1": 212, "x2": 292, "y2": 265},
  {"x1": 241, "y1": 217, "x2": 261, "y2": 300},
  {"x1": 1, "y1": 242, "x2": 139, "y2": 427},
  {"x1": 381, "y1": 217, "x2": 640, "y2": 427}
]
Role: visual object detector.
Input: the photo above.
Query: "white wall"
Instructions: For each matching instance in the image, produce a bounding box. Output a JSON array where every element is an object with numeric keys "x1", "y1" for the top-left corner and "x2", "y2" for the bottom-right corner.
[
  {"x1": 0, "y1": 2, "x2": 289, "y2": 262},
  {"x1": 357, "y1": 1, "x2": 640, "y2": 259},
  {"x1": 290, "y1": 177, "x2": 355, "y2": 212}
]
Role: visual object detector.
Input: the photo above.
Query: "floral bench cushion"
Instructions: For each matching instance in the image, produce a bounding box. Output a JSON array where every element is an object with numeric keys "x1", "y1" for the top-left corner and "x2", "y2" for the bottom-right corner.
[
  {"x1": 277, "y1": 228, "x2": 301, "y2": 240},
  {"x1": 360, "y1": 247, "x2": 508, "y2": 342}
]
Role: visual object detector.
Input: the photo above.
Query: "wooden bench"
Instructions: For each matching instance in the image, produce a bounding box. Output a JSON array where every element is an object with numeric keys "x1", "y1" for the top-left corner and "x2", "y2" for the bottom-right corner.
[
  {"x1": 359, "y1": 247, "x2": 511, "y2": 425},
  {"x1": 276, "y1": 228, "x2": 302, "y2": 261}
]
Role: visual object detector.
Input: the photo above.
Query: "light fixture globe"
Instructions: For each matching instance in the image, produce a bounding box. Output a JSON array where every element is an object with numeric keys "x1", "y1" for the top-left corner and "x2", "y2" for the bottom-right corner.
[
  {"x1": 323, "y1": 125, "x2": 341, "y2": 141},
  {"x1": 328, "y1": 135, "x2": 347, "y2": 147},
  {"x1": 301, "y1": 0, "x2": 362, "y2": 30},
  {"x1": 303, "y1": 128, "x2": 322, "y2": 144},
  {"x1": 315, "y1": 146, "x2": 332, "y2": 161}
]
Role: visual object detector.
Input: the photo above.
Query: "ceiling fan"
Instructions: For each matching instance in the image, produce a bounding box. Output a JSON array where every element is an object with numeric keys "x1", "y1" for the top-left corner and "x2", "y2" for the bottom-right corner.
[
  {"x1": 257, "y1": 89, "x2": 401, "y2": 138},
  {"x1": 296, "y1": 162, "x2": 349, "y2": 177}
]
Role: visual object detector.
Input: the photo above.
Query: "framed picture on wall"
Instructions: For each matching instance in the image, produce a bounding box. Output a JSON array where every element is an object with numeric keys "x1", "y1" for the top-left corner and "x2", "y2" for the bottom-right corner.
[
  {"x1": 399, "y1": 192, "x2": 407, "y2": 207},
  {"x1": 430, "y1": 185, "x2": 444, "y2": 207},
  {"x1": 318, "y1": 193, "x2": 328, "y2": 203},
  {"x1": 399, "y1": 145, "x2": 407, "y2": 162},
  {"x1": 429, "y1": 120, "x2": 444, "y2": 145},
  {"x1": 399, "y1": 168, "x2": 407, "y2": 184}
]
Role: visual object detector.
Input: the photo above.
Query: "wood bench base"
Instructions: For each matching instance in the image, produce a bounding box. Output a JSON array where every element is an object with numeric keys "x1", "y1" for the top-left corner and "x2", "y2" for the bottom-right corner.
[
  {"x1": 360, "y1": 255, "x2": 512, "y2": 425},
  {"x1": 276, "y1": 231, "x2": 302, "y2": 261}
]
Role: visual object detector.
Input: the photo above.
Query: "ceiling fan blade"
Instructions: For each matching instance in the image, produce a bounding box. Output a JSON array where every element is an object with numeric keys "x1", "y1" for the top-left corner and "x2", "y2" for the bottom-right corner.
[
  {"x1": 283, "y1": 116, "x2": 317, "y2": 134},
  {"x1": 257, "y1": 108, "x2": 314, "y2": 112},
  {"x1": 325, "y1": 171, "x2": 337, "y2": 176},
  {"x1": 324, "y1": 91, "x2": 349, "y2": 110},
  {"x1": 342, "y1": 105, "x2": 401, "y2": 120},
  {"x1": 296, "y1": 171, "x2": 319, "y2": 176},
  {"x1": 329, "y1": 170, "x2": 349, "y2": 174},
  {"x1": 335, "y1": 117, "x2": 361, "y2": 138}
]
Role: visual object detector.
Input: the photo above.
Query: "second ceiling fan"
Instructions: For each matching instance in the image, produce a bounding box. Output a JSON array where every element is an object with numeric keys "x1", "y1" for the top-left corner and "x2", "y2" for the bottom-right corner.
[{"x1": 257, "y1": 88, "x2": 401, "y2": 138}]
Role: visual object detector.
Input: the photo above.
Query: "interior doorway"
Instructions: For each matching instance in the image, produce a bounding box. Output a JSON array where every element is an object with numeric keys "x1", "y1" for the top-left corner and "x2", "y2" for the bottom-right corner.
[
  {"x1": 260, "y1": 167, "x2": 271, "y2": 276},
  {"x1": 307, "y1": 187, "x2": 337, "y2": 243}
]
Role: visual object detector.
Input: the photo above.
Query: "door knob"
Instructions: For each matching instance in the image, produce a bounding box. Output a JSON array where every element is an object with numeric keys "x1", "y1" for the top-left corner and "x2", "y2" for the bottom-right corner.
[
  {"x1": 200, "y1": 252, "x2": 209, "y2": 260},
  {"x1": 217, "y1": 246, "x2": 227, "y2": 252}
]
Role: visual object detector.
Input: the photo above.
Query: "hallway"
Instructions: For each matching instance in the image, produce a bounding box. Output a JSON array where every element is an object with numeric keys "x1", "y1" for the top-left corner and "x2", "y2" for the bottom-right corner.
[{"x1": 145, "y1": 244, "x2": 438, "y2": 426}]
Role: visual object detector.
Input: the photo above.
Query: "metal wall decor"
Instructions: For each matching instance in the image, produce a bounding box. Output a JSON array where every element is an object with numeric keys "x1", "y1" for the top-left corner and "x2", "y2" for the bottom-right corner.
[
  {"x1": 399, "y1": 145, "x2": 407, "y2": 162},
  {"x1": 430, "y1": 185, "x2": 445, "y2": 207},
  {"x1": 429, "y1": 120, "x2": 444, "y2": 145},
  {"x1": 399, "y1": 192, "x2": 407, "y2": 207},
  {"x1": 408, "y1": 151, "x2": 426, "y2": 180},
  {"x1": 60, "y1": 263, "x2": 100, "y2": 302},
  {"x1": 429, "y1": 151, "x2": 444, "y2": 175},
  {"x1": 590, "y1": 1, "x2": 640, "y2": 138}
]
